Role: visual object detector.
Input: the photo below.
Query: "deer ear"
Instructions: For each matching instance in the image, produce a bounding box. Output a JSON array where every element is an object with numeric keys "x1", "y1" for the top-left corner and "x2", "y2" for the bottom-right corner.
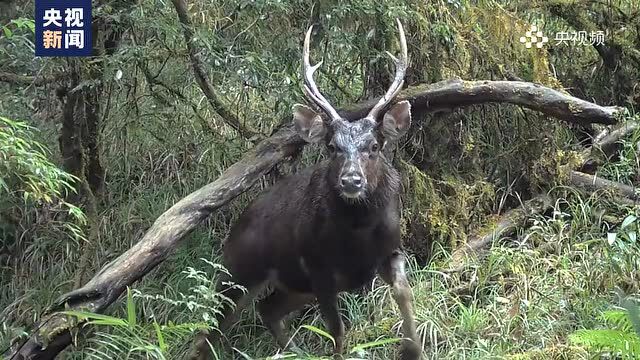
[
  {"x1": 381, "y1": 100, "x2": 411, "y2": 141},
  {"x1": 293, "y1": 104, "x2": 327, "y2": 143}
]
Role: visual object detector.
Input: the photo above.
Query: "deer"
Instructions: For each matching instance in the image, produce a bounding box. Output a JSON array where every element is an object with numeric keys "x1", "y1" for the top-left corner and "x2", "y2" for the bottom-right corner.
[{"x1": 190, "y1": 19, "x2": 421, "y2": 360}]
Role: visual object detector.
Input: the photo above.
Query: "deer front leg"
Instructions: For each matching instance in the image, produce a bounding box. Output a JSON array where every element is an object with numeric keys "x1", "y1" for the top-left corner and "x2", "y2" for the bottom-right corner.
[
  {"x1": 317, "y1": 293, "x2": 345, "y2": 357},
  {"x1": 312, "y1": 276, "x2": 345, "y2": 358},
  {"x1": 379, "y1": 250, "x2": 422, "y2": 360}
]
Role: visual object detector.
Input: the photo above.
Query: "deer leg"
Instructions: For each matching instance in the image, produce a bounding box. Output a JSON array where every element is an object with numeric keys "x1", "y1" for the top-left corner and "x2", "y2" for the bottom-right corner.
[
  {"x1": 189, "y1": 278, "x2": 266, "y2": 360},
  {"x1": 257, "y1": 289, "x2": 315, "y2": 350},
  {"x1": 379, "y1": 250, "x2": 422, "y2": 360},
  {"x1": 315, "y1": 291, "x2": 345, "y2": 357}
]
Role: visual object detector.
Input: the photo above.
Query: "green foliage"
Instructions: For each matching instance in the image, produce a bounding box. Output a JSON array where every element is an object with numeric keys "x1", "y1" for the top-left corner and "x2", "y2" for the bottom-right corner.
[
  {"x1": 0, "y1": 117, "x2": 88, "y2": 351},
  {"x1": 0, "y1": 117, "x2": 79, "y2": 211},
  {"x1": 0, "y1": 116, "x2": 85, "y2": 242},
  {"x1": 133, "y1": 259, "x2": 244, "y2": 327},
  {"x1": 283, "y1": 325, "x2": 402, "y2": 360},
  {"x1": 570, "y1": 305, "x2": 640, "y2": 359},
  {"x1": 1, "y1": 0, "x2": 640, "y2": 359},
  {"x1": 64, "y1": 288, "x2": 209, "y2": 360},
  {"x1": 62, "y1": 259, "x2": 238, "y2": 359},
  {"x1": 1, "y1": 17, "x2": 34, "y2": 38}
]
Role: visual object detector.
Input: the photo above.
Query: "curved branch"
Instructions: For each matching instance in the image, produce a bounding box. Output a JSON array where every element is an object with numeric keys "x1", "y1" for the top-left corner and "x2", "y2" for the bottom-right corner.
[
  {"x1": 5, "y1": 78, "x2": 624, "y2": 359},
  {"x1": 171, "y1": 0, "x2": 257, "y2": 139},
  {"x1": 341, "y1": 78, "x2": 623, "y2": 126},
  {"x1": 569, "y1": 171, "x2": 640, "y2": 204}
]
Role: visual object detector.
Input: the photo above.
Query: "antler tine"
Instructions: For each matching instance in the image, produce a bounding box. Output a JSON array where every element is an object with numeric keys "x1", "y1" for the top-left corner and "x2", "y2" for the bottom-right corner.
[
  {"x1": 366, "y1": 19, "x2": 408, "y2": 122},
  {"x1": 302, "y1": 25, "x2": 342, "y2": 122}
]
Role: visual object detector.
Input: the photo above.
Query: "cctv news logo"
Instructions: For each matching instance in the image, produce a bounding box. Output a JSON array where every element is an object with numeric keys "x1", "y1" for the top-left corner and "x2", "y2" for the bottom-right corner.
[
  {"x1": 520, "y1": 24, "x2": 606, "y2": 49},
  {"x1": 35, "y1": 0, "x2": 92, "y2": 56}
]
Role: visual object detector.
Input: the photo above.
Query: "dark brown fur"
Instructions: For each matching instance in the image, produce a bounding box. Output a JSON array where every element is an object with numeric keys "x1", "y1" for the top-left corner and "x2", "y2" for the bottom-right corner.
[{"x1": 224, "y1": 156, "x2": 400, "y2": 295}]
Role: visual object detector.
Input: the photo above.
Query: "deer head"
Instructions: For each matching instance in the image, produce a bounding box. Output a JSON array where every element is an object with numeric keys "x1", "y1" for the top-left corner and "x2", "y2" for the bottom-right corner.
[{"x1": 292, "y1": 19, "x2": 411, "y2": 201}]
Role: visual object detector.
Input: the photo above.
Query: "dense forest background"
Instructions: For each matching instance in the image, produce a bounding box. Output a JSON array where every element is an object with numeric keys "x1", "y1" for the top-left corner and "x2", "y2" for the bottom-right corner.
[{"x1": 2, "y1": 0, "x2": 640, "y2": 358}]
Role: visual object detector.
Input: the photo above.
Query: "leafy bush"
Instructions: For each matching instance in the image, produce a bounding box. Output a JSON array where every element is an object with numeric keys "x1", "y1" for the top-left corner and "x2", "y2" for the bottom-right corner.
[{"x1": 0, "y1": 116, "x2": 85, "y2": 248}]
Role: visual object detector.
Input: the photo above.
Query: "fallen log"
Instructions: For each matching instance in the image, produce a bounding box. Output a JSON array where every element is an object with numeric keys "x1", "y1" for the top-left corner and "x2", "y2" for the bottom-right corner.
[
  {"x1": 447, "y1": 120, "x2": 638, "y2": 270},
  {"x1": 5, "y1": 79, "x2": 624, "y2": 359},
  {"x1": 447, "y1": 194, "x2": 554, "y2": 271},
  {"x1": 569, "y1": 170, "x2": 639, "y2": 205},
  {"x1": 579, "y1": 122, "x2": 640, "y2": 173}
]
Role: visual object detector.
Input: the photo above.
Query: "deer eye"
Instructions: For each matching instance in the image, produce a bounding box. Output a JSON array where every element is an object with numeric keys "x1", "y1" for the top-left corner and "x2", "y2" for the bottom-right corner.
[
  {"x1": 327, "y1": 144, "x2": 336, "y2": 154},
  {"x1": 371, "y1": 143, "x2": 380, "y2": 153}
]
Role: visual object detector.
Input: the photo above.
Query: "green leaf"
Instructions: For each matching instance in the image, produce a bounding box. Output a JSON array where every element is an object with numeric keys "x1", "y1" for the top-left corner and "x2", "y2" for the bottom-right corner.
[
  {"x1": 232, "y1": 347, "x2": 254, "y2": 360},
  {"x1": 623, "y1": 301, "x2": 640, "y2": 338},
  {"x1": 3, "y1": 26, "x2": 13, "y2": 38},
  {"x1": 349, "y1": 337, "x2": 402, "y2": 353},
  {"x1": 153, "y1": 320, "x2": 166, "y2": 353},
  {"x1": 126, "y1": 287, "x2": 137, "y2": 327},
  {"x1": 621, "y1": 215, "x2": 637, "y2": 229},
  {"x1": 300, "y1": 325, "x2": 336, "y2": 347},
  {"x1": 62, "y1": 311, "x2": 128, "y2": 327}
]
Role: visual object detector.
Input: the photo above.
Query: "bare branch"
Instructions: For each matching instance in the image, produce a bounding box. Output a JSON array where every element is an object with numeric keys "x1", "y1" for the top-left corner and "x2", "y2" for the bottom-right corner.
[{"x1": 341, "y1": 78, "x2": 623, "y2": 126}]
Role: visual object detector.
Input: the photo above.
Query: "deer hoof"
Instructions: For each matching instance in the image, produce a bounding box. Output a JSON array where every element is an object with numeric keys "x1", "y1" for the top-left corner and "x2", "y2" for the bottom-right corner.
[{"x1": 399, "y1": 340, "x2": 422, "y2": 360}]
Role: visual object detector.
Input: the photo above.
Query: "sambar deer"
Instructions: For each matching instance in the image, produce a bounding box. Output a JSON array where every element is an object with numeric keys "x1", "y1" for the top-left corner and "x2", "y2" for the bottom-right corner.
[{"x1": 191, "y1": 19, "x2": 421, "y2": 360}]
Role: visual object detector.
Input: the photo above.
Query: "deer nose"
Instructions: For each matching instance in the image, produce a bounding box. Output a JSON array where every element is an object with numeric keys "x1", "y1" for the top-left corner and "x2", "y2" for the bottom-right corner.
[{"x1": 340, "y1": 173, "x2": 364, "y2": 192}]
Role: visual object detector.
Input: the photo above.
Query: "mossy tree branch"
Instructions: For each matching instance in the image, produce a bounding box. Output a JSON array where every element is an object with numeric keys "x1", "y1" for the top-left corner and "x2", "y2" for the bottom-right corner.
[
  {"x1": 341, "y1": 78, "x2": 622, "y2": 126},
  {"x1": 0, "y1": 71, "x2": 67, "y2": 86}
]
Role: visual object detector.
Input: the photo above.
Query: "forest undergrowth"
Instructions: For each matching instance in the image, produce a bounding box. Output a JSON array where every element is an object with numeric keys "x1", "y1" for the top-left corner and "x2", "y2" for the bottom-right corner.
[{"x1": 2, "y1": 0, "x2": 640, "y2": 359}]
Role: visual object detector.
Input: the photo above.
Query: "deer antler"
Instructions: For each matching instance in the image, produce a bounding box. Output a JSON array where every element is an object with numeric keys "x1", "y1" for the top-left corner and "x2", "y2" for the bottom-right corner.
[
  {"x1": 365, "y1": 19, "x2": 408, "y2": 122},
  {"x1": 302, "y1": 25, "x2": 342, "y2": 122}
]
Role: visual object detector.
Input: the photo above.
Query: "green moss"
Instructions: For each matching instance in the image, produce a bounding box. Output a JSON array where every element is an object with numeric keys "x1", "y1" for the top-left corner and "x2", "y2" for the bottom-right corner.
[
  {"x1": 531, "y1": 149, "x2": 583, "y2": 190},
  {"x1": 35, "y1": 313, "x2": 79, "y2": 346},
  {"x1": 400, "y1": 159, "x2": 496, "y2": 255}
]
